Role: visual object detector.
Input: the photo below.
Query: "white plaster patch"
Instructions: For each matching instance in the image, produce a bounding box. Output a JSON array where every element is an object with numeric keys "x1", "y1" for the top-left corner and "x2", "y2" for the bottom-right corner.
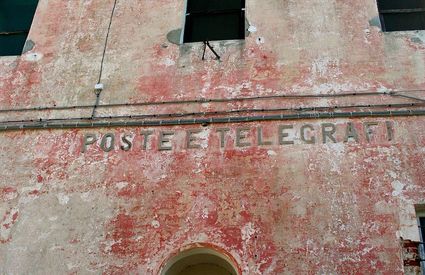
[
  {"x1": 141, "y1": 153, "x2": 174, "y2": 184},
  {"x1": 215, "y1": 81, "x2": 253, "y2": 97},
  {"x1": 201, "y1": 208, "x2": 209, "y2": 219},
  {"x1": 241, "y1": 222, "x2": 256, "y2": 241},
  {"x1": 199, "y1": 233, "x2": 209, "y2": 241},
  {"x1": 397, "y1": 204, "x2": 421, "y2": 241},
  {"x1": 151, "y1": 220, "x2": 160, "y2": 229},
  {"x1": 57, "y1": 193, "x2": 70, "y2": 205},
  {"x1": 377, "y1": 86, "x2": 391, "y2": 93},
  {"x1": 363, "y1": 29, "x2": 371, "y2": 44},
  {"x1": 297, "y1": 82, "x2": 371, "y2": 95},
  {"x1": 21, "y1": 182, "x2": 43, "y2": 193},
  {"x1": 24, "y1": 52, "x2": 43, "y2": 62},
  {"x1": 326, "y1": 143, "x2": 346, "y2": 174},
  {"x1": 103, "y1": 240, "x2": 119, "y2": 253},
  {"x1": 248, "y1": 25, "x2": 257, "y2": 33},
  {"x1": 3, "y1": 190, "x2": 18, "y2": 201},
  {"x1": 387, "y1": 170, "x2": 397, "y2": 179},
  {"x1": 161, "y1": 57, "x2": 175, "y2": 67},
  {"x1": 201, "y1": 79, "x2": 211, "y2": 95},
  {"x1": 311, "y1": 57, "x2": 341, "y2": 79},
  {"x1": 391, "y1": 180, "x2": 405, "y2": 196},
  {"x1": 198, "y1": 128, "x2": 211, "y2": 149},
  {"x1": 49, "y1": 245, "x2": 64, "y2": 251},
  {"x1": 115, "y1": 181, "x2": 129, "y2": 190},
  {"x1": 267, "y1": 150, "x2": 277, "y2": 156}
]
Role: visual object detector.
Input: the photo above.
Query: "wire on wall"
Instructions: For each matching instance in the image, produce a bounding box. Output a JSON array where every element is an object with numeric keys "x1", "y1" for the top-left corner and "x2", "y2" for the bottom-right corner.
[
  {"x1": 390, "y1": 92, "x2": 425, "y2": 103},
  {"x1": 0, "y1": 89, "x2": 424, "y2": 114},
  {"x1": 1, "y1": 109, "x2": 424, "y2": 132},
  {"x1": 91, "y1": 0, "x2": 119, "y2": 119},
  {"x1": 1, "y1": 101, "x2": 424, "y2": 125}
]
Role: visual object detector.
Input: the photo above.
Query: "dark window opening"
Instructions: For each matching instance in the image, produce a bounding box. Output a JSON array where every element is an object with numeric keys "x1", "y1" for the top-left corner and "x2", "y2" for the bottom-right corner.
[
  {"x1": 377, "y1": 0, "x2": 425, "y2": 31},
  {"x1": 0, "y1": 0, "x2": 39, "y2": 56},
  {"x1": 420, "y1": 218, "x2": 425, "y2": 242},
  {"x1": 420, "y1": 217, "x2": 425, "y2": 274},
  {"x1": 183, "y1": 0, "x2": 245, "y2": 43}
]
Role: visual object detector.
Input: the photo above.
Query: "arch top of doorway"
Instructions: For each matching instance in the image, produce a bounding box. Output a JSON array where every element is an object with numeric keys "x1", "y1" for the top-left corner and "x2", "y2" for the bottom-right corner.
[{"x1": 159, "y1": 243, "x2": 241, "y2": 275}]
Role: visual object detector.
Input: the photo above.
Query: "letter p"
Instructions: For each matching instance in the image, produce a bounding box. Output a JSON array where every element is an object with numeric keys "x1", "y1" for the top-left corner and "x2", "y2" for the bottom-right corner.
[{"x1": 81, "y1": 134, "x2": 97, "y2": 152}]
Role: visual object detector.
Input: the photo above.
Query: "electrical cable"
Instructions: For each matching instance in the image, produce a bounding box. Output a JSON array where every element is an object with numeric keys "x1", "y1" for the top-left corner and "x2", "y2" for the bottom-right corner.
[
  {"x1": 1, "y1": 109, "x2": 424, "y2": 132},
  {"x1": 91, "y1": 0, "x2": 119, "y2": 119},
  {"x1": 0, "y1": 89, "x2": 424, "y2": 114},
  {"x1": 390, "y1": 92, "x2": 425, "y2": 103},
  {"x1": 1, "y1": 101, "x2": 423, "y2": 126}
]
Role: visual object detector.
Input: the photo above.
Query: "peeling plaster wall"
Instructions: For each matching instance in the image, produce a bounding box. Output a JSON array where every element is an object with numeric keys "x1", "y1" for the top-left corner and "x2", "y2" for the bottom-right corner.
[{"x1": 0, "y1": 0, "x2": 425, "y2": 274}]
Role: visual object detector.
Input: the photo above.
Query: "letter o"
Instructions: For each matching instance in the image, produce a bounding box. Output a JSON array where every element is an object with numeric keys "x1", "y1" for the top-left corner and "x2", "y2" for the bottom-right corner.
[{"x1": 100, "y1": 133, "x2": 115, "y2": 152}]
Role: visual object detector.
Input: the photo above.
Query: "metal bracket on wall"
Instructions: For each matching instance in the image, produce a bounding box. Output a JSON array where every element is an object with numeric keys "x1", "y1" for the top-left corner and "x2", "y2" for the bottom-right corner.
[{"x1": 202, "y1": 41, "x2": 220, "y2": 60}]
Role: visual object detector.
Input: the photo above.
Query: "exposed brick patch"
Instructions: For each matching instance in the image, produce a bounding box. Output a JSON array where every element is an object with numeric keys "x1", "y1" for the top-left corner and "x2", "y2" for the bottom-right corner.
[{"x1": 401, "y1": 239, "x2": 421, "y2": 267}]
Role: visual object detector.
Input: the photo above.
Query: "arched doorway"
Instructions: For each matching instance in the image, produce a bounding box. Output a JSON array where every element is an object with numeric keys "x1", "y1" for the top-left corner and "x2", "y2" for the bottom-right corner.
[{"x1": 161, "y1": 247, "x2": 239, "y2": 275}]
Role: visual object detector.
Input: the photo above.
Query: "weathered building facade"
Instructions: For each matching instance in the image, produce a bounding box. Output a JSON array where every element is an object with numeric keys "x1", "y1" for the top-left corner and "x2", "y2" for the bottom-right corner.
[{"x1": 1, "y1": 0, "x2": 425, "y2": 274}]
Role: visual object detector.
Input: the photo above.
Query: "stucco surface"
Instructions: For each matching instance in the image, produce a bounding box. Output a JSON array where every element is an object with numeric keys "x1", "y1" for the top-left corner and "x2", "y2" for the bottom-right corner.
[{"x1": 0, "y1": 0, "x2": 425, "y2": 274}]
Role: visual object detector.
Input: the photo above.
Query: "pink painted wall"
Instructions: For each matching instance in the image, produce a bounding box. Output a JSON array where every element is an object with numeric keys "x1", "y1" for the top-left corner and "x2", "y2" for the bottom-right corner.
[{"x1": 0, "y1": 0, "x2": 425, "y2": 274}]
